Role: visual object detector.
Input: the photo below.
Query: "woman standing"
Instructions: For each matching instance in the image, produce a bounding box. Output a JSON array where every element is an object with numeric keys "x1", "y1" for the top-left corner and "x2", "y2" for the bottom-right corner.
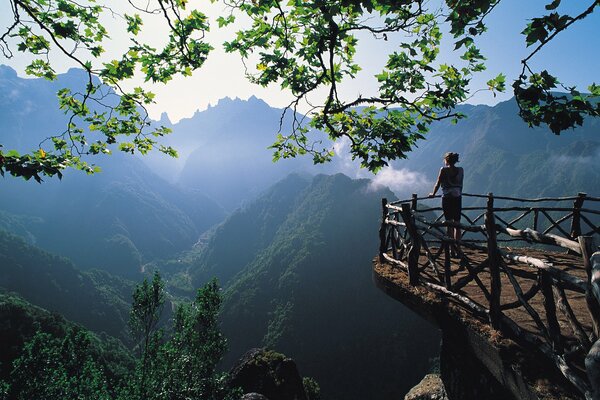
[{"x1": 429, "y1": 152, "x2": 463, "y2": 254}]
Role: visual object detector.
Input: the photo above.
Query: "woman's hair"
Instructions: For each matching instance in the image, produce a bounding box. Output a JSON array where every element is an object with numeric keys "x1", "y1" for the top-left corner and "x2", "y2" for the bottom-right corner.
[{"x1": 444, "y1": 152, "x2": 459, "y2": 165}]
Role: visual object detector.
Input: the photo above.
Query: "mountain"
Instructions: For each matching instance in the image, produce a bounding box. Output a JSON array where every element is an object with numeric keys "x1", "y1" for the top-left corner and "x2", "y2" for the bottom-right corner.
[
  {"x1": 0, "y1": 65, "x2": 75, "y2": 153},
  {"x1": 4, "y1": 66, "x2": 595, "y2": 273},
  {"x1": 159, "y1": 94, "x2": 599, "y2": 210},
  {"x1": 1, "y1": 64, "x2": 598, "y2": 400},
  {"x1": 191, "y1": 173, "x2": 441, "y2": 400},
  {"x1": 165, "y1": 96, "x2": 333, "y2": 211},
  {"x1": 0, "y1": 153, "x2": 226, "y2": 277},
  {"x1": 394, "y1": 99, "x2": 600, "y2": 199},
  {"x1": 0, "y1": 66, "x2": 228, "y2": 276},
  {"x1": 190, "y1": 173, "x2": 313, "y2": 287}
]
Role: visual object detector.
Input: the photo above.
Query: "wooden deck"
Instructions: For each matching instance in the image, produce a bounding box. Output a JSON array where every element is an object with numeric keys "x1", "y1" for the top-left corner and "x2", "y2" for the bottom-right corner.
[
  {"x1": 431, "y1": 247, "x2": 589, "y2": 338},
  {"x1": 375, "y1": 246, "x2": 592, "y2": 373}
]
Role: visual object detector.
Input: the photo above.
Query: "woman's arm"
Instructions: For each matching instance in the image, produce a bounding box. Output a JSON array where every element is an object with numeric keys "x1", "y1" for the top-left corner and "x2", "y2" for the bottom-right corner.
[{"x1": 429, "y1": 168, "x2": 443, "y2": 197}]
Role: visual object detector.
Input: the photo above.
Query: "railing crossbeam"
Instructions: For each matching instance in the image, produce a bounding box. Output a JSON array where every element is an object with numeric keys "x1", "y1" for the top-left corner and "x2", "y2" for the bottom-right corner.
[{"x1": 540, "y1": 209, "x2": 572, "y2": 239}]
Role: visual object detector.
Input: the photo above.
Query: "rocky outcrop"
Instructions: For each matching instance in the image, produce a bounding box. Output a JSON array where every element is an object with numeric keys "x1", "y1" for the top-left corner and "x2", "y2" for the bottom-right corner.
[
  {"x1": 404, "y1": 374, "x2": 448, "y2": 400},
  {"x1": 229, "y1": 348, "x2": 309, "y2": 400}
]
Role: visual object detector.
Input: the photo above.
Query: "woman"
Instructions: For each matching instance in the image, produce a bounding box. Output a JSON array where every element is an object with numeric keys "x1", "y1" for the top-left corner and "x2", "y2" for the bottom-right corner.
[{"x1": 429, "y1": 152, "x2": 463, "y2": 254}]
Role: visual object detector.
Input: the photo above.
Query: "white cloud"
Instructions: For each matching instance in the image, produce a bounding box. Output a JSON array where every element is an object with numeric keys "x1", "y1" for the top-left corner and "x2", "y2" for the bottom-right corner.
[
  {"x1": 330, "y1": 137, "x2": 431, "y2": 195},
  {"x1": 554, "y1": 149, "x2": 600, "y2": 165},
  {"x1": 368, "y1": 166, "x2": 431, "y2": 195}
]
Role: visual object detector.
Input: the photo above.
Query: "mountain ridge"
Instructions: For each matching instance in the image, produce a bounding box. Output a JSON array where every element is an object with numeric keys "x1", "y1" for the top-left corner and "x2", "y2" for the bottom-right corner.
[{"x1": 190, "y1": 173, "x2": 441, "y2": 400}]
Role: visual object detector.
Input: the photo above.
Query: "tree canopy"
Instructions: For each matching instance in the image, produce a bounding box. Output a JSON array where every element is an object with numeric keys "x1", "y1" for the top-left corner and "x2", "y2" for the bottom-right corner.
[{"x1": 1, "y1": 0, "x2": 598, "y2": 180}]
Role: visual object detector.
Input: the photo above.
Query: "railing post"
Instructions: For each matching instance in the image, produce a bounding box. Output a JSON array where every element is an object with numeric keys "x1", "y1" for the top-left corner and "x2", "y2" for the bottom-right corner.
[
  {"x1": 485, "y1": 193, "x2": 502, "y2": 330},
  {"x1": 379, "y1": 198, "x2": 388, "y2": 263},
  {"x1": 533, "y1": 208, "x2": 539, "y2": 232},
  {"x1": 570, "y1": 192, "x2": 586, "y2": 240},
  {"x1": 540, "y1": 270, "x2": 563, "y2": 352},
  {"x1": 411, "y1": 193, "x2": 418, "y2": 212},
  {"x1": 400, "y1": 203, "x2": 421, "y2": 286},
  {"x1": 585, "y1": 249, "x2": 600, "y2": 400},
  {"x1": 444, "y1": 241, "x2": 452, "y2": 289},
  {"x1": 580, "y1": 236, "x2": 600, "y2": 341}
]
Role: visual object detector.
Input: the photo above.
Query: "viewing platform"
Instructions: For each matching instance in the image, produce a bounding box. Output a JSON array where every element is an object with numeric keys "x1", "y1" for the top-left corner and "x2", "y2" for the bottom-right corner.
[{"x1": 374, "y1": 193, "x2": 600, "y2": 400}]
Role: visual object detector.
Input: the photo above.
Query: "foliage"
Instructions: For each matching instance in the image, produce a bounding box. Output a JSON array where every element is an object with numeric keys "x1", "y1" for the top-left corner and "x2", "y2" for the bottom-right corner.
[
  {"x1": 129, "y1": 272, "x2": 165, "y2": 362},
  {"x1": 10, "y1": 328, "x2": 113, "y2": 400},
  {"x1": 513, "y1": 1, "x2": 600, "y2": 134},
  {"x1": 151, "y1": 279, "x2": 233, "y2": 400},
  {"x1": 303, "y1": 377, "x2": 321, "y2": 400},
  {"x1": 126, "y1": 274, "x2": 237, "y2": 400},
  {"x1": 1, "y1": 0, "x2": 597, "y2": 179},
  {"x1": 0, "y1": 292, "x2": 134, "y2": 398}
]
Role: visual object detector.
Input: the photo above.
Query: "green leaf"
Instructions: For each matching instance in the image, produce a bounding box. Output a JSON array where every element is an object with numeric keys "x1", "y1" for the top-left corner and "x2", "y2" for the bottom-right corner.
[{"x1": 545, "y1": 0, "x2": 561, "y2": 11}]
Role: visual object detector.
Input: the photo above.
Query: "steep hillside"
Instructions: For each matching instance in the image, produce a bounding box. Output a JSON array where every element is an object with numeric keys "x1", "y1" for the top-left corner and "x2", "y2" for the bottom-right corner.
[
  {"x1": 192, "y1": 174, "x2": 440, "y2": 400},
  {"x1": 191, "y1": 173, "x2": 312, "y2": 286},
  {"x1": 0, "y1": 155, "x2": 225, "y2": 277},
  {"x1": 0, "y1": 231, "x2": 134, "y2": 341}
]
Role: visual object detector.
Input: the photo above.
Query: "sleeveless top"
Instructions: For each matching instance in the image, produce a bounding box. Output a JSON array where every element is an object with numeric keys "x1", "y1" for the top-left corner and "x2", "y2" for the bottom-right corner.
[{"x1": 441, "y1": 167, "x2": 463, "y2": 197}]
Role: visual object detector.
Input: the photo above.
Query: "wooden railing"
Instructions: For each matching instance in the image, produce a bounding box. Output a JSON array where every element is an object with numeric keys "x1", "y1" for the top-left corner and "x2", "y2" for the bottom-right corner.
[{"x1": 378, "y1": 192, "x2": 600, "y2": 400}]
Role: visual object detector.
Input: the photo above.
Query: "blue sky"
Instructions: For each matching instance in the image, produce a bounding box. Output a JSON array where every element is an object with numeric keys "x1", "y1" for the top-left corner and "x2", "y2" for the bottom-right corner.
[
  {"x1": 467, "y1": 0, "x2": 600, "y2": 103},
  {"x1": 1, "y1": 0, "x2": 598, "y2": 122}
]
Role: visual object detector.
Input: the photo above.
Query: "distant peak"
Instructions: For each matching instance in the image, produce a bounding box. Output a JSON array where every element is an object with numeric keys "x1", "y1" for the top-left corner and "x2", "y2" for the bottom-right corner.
[
  {"x1": 248, "y1": 95, "x2": 269, "y2": 107},
  {"x1": 0, "y1": 65, "x2": 17, "y2": 79},
  {"x1": 216, "y1": 97, "x2": 236, "y2": 106},
  {"x1": 59, "y1": 67, "x2": 102, "y2": 85},
  {"x1": 215, "y1": 95, "x2": 270, "y2": 109},
  {"x1": 159, "y1": 112, "x2": 172, "y2": 125}
]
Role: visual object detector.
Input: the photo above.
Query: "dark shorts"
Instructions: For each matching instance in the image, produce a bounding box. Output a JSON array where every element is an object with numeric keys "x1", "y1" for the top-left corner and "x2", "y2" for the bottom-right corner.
[{"x1": 442, "y1": 196, "x2": 462, "y2": 221}]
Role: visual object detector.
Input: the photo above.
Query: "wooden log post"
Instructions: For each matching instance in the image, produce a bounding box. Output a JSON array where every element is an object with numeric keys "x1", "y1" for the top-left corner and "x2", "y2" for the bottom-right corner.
[
  {"x1": 400, "y1": 203, "x2": 421, "y2": 286},
  {"x1": 586, "y1": 251, "x2": 600, "y2": 400},
  {"x1": 411, "y1": 193, "x2": 418, "y2": 212},
  {"x1": 444, "y1": 242, "x2": 452, "y2": 289},
  {"x1": 540, "y1": 270, "x2": 563, "y2": 353},
  {"x1": 581, "y1": 236, "x2": 600, "y2": 341},
  {"x1": 485, "y1": 193, "x2": 502, "y2": 330},
  {"x1": 409, "y1": 193, "x2": 418, "y2": 263},
  {"x1": 586, "y1": 340, "x2": 600, "y2": 400},
  {"x1": 553, "y1": 284, "x2": 592, "y2": 350},
  {"x1": 379, "y1": 198, "x2": 388, "y2": 263},
  {"x1": 533, "y1": 208, "x2": 539, "y2": 232},
  {"x1": 570, "y1": 192, "x2": 586, "y2": 240}
]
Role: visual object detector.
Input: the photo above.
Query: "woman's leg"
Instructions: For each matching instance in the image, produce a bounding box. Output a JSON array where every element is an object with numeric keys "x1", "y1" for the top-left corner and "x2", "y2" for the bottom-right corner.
[{"x1": 454, "y1": 197, "x2": 462, "y2": 256}]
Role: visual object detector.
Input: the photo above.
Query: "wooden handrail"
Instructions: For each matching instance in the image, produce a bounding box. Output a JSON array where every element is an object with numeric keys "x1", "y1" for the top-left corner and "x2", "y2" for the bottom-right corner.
[
  {"x1": 378, "y1": 192, "x2": 600, "y2": 399},
  {"x1": 498, "y1": 226, "x2": 581, "y2": 254},
  {"x1": 413, "y1": 206, "x2": 600, "y2": 215},
  {"x1": 391, "y1": 192, "x2": 600, "y2": 205}
]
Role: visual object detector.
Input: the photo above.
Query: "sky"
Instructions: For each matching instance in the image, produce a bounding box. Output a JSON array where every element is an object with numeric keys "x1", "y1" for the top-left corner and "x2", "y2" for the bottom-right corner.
[{"x1": 1, "y1": 0, "x2": 599, "y2": 123}]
